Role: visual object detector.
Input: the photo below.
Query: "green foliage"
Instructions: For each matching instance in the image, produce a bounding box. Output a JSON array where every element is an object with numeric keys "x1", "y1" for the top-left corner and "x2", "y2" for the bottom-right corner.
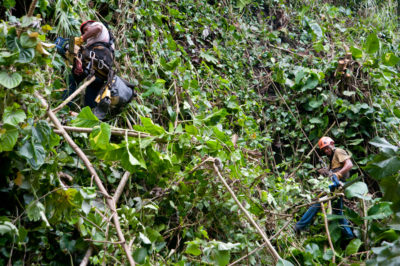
[{"x1": 1, "y1": 0, "x2": 400, "y2": 265}]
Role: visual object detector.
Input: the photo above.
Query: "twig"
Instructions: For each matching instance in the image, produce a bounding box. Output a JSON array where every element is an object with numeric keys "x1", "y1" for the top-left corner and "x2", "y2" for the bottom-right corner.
[
  {"x1": 293, "y1": 193, "x2": 344, "y2": 210},
  {"x1": 79, "y1": 246, "x2": 93, "y2": 266},
  {"x1": 211, "y1": 160, "x2": 281, "y2": 262},
  {"x1": 27, "y1": 0, "x2": 38, "y2": 17},
  {"x1": 52, "y1": 76, "x2": 96, "y2": 114},
  {"x1": 84, "y1": 239, "x2": 125, "y2": 244},
  {"x1": 361, "y1": 199, "x2": 369, "y2": 249},
  {"x1": 174, "y1": 81, "x2": 180, "y2": 129},
  {"x1": 337, "y1": 250, "x2": 371, "y2": 266},
  {"x1": 58, "y1": 172, "x2": 73, "y2": 182},
  {"x1": 321, "y1": 202, "x2": 335, "y2": 263},
  {"x1": 35, "y1": 92, "x2": 135, "y2": 266},
  {"x1": 228, "y1": 217, "x2": 293, "y2": 266},
  {"x1": 113, "y1": 172, "x2": 131, "y2": 204}
]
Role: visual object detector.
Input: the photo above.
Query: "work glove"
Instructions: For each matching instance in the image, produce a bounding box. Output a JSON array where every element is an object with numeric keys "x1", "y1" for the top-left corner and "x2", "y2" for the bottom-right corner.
[
  {"x1": 75, "y1": 36, "x2": 84, "y2": 46},
  {"x1": 329, "y1": 174, "x2": 344, "y2": 192}
]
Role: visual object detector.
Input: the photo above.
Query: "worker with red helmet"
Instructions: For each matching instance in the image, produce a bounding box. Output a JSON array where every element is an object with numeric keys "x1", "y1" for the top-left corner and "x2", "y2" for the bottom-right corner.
[
  {"x1": 62, "y1": 20, "x2": 115, "y2": 119},
  {"x1": 294, "y1": 136, "x2": 355, "y2": 240}
]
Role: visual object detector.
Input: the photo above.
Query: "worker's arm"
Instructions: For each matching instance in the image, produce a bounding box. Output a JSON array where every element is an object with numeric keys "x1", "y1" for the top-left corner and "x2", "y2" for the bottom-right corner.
[
  {"x1": 336, "y1": 158, "x2": 353, "y2": 180},
  {"x1": 81, "y1": 24, "x2": 102, "y2": 42}
]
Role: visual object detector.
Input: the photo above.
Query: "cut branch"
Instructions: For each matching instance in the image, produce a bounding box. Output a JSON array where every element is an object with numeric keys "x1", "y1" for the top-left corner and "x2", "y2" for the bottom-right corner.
[
  {"x1": 54, "y1": 125, "x2": 157, "y2": 140},
  {"x1": 321, "y1": 202, "x2": 336, "y2": 263},
  {"x1": 52, "y1": 76, "x2": 96, "y2": 114},
  {"x1": 35, "y1": 91, "x2": 135, "y2": 266},
  {"x1": 211, "y1": 160, "x2": 281, "y2": 262}
]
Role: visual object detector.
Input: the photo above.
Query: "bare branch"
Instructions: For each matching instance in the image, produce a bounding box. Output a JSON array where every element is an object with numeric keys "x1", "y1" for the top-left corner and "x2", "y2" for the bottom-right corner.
[
  {"x1": 53, "y1": 76, "x2": 96, "y2": 114},
  {"x1": 35, "y1": 92, "x2": 135, "y2": 266}
]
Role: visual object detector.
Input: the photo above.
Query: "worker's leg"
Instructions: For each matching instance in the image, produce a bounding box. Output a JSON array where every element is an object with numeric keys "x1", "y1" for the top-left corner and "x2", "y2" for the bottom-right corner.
[
  {"x1": 84, "y1": 77, "x2": 107, "y2": 108},
  {"x1": 295, "y1": 203, "x2": 321, "y2": 231},
  {"x1": 63, "y1": 74, "x2": 85, "y2": 100},
  {"x1": 333, "y1": 197, "x2": 354, "y2": 239}
]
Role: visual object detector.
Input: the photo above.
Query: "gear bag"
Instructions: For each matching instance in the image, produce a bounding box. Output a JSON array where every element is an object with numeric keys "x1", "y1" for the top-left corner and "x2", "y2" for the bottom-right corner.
[{"x1": 93, "y1": 75, "x2": 136, "y2": 120}]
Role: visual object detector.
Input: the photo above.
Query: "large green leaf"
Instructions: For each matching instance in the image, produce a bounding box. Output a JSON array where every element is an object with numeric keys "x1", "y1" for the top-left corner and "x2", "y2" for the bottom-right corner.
[
  {"x1": 213, "y1": 250, "x2": 230, "y2": 266},
  {"x1": 71, "y1": 107, "x2": 100, "y2": 128},
  {"x1": 20, "y1": 32, "x2": 38, "y2": 48},
  {"x1": 350, "y1": 46, "x2": 363, "y2": 59},
  {"x1": 32, "y1": 120, "x2": 60, "y2": 148},
  {"x1": 16, "y1": 47, "x2": 35, "y2": 63},
  {"x1": 18, "y1": 139, "x2": 46, "y2": 170},
  {"x1": 364, "y1": 33, "x2": 380, "y2": 54},
  {"x1": 0, "y1": 71, "x2": 22, "y2": 89},
  {"x1": 365, "y1": 202, "x2": 393, "y2": 220},
  {"x1": 136, "y1": 116, "x2": 166, "y2": 136},
  {"x1": 345, "y1": 182, "x2": 369, "y2": 199},
  {"x1": 346, "y1": 238, "x2": 362, "y2": 256},
  {"x1": 2, "y1": 105, "x2": 26, "y2": 126},
  {"x1": 133, "y1": 247, "x2": 147, "y2": 264},
  {"x1": 383, "y1": 53, "x2": 400, "y2": 67},
  {"x1": 90, "y1": 123, "x2": 111, "y2": 150},
  {"x1": 370, "y1": 137, "x2": 398, "y2": 153},
  {"x1": 185, "y1": 242, "x2": 201, "y2": 256},
  {"x1": 0, "y1": 51, "x2": 19, "y2": 65},
  {"x1": 0, "y1": 124, "x2": 18, "y2": 152}
]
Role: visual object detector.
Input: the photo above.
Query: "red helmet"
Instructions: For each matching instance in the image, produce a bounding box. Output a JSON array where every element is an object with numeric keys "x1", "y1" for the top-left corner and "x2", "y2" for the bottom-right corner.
[
  {"x1": 318, "y1": 136, "x2": 334, "y2": 149},
  {"x1": 80, "y1": 20, "x2": 96, "y2": 34}
]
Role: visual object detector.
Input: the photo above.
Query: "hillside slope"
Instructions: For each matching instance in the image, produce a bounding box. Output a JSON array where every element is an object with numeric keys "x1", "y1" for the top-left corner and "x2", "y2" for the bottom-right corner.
[{"x1": 0, "y1": 0, "x2": 400, "y2": 265}]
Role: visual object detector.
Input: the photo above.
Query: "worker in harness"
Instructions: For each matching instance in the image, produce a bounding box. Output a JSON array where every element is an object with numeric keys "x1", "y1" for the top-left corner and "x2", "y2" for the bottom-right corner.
[
  {"x1": 294, "y1": 136, "x2": 355, "y2": 240},
  {"x1": 55, "y1": 20, "x2": 135, "y2": 119},
  {"x1": 67, "y1": 20, "x2": 114, "y2": 109}
]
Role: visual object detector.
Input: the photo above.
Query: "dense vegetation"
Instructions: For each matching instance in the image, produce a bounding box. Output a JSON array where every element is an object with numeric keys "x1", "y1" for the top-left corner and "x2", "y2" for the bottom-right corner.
[{"x1": 1, "y1": 0, "x2": 400, "y2": 265}]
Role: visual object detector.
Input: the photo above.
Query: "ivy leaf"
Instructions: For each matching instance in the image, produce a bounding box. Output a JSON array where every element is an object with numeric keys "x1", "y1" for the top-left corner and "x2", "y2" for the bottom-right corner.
[
  {"x1": 136, "y1": 116, "x2": 166, "y2": 136},
  {"x1": 309, "y1": 21, "x2": 323, "y2": 39},
  {"x1": 0, "y1": 124, "x2": 19, "y2": 152},
  {"x1": 185, "y1": 242, "x2": 201, "y2": 256},
  {"x1": 345, "y1": 238, "x2": 362, "y2": 256},
  {"x1": 18, "y1": 139, "x2": 46, "y2": 170},
  {"x1": 142, "y1": 79, "x2": 165, "y2": 98},
  {"x1": 3, "y1": 0, "x2": 16, "y2": 9},
  {"x1": 213, "y1": 250, "x2": 230, "y2": 266},
  {"x1": 133, "y1": 247, "x2": 147, "y2": 264},
  {"x1": 345, "y1": 182, "x2": 369, "y2": 199},
  {"x1": 0, "y1": 220, "x2": 18, "y2": 236},
  {"x1": 0, "y1": 71, "x2": 22, "y2": 89},
  {"x1": 364, "y1": 33, "x2": 380, "y2": 54},
  {"x1": 139, "y1": 232, "x2": 151, "y2": 245},
  {"x1": 27, "y1": 201, "x2": 45, "y2": 222},
  {"x1": 71, "y1": 107, "x2": 100, "y2": 128},
  {"x1": 200, "y1": 51, "x2": 219, "y2": 65},
  {"x1": 350, "y1": 46, "x2": 363, "y2": 59}
]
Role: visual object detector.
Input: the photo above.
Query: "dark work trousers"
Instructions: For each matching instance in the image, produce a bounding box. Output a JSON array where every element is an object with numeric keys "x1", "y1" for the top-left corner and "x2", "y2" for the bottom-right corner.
[
  {"x1": 64, "y1": 74, "x2": 106, "y2": 108},
  {"x1": 294, "y1": 196, "x2": 354, "y2": 239}
]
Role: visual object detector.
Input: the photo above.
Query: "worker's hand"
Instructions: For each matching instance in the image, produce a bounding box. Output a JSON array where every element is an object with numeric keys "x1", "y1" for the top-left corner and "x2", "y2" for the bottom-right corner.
[
  {"x1": 317, "y1": 167, "x2": 330, "y2": 177},
  {"x1": 73, "y1": 58, "x2": 83, "y2": 75},
  {"x1": 329, "y1": 174, "x2": 344, "y2": 192}
]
